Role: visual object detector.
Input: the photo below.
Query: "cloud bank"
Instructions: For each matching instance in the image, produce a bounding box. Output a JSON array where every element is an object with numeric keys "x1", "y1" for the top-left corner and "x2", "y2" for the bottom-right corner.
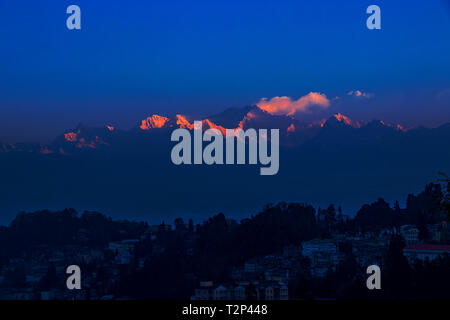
[{"x1": 256, "y1": 92, "x2": 330, "y2": 116}]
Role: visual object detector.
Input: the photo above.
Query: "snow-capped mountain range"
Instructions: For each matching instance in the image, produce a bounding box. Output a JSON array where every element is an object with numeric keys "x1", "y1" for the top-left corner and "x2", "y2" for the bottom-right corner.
[
  {"x1": 0, "y1": 105, "x2": 413, "y2": 155},
  {"x1": 0, "y1": 104, "x2": 449, "y2": 222}
]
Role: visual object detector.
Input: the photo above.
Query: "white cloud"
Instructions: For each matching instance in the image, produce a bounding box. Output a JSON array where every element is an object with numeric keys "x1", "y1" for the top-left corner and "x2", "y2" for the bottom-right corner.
[{"x1": 256, "y1": 92, "x2": 330, "y2": 116}]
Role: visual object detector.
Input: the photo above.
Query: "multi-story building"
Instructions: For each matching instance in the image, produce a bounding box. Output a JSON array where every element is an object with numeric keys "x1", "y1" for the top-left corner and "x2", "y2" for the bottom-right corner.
[
  {"x1": 403, "y1": 244, "x2": 450, "y2": 263},
  {"x1": 302, "y1": 239, "x2": 339, "y2": 277},
  {"x1": 400, "y1": 225, "x2": 419, "y2": 245}
]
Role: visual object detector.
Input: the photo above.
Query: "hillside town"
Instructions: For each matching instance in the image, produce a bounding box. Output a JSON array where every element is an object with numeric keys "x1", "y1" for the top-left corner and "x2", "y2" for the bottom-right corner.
[{"x1": 0, "y1": 182, "x2": 449, "y2": 300}]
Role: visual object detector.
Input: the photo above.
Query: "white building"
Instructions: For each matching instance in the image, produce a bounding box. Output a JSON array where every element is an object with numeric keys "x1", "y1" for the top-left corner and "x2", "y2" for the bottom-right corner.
[{"x1": 400, "y1": 225, "x2": 419, "y2": 245}]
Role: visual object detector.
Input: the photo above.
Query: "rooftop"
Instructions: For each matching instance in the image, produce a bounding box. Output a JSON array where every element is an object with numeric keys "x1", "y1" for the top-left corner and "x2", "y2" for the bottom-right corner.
[{"x1": 404, "y1": 244, "x2": 450, "y2": 251}]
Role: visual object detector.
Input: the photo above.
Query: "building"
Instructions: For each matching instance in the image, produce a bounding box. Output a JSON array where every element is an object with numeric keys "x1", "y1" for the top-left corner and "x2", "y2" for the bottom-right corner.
[
  {"x1": 264, "y1": 269, "x2": 288, "y2": 282},
  {"x1": 428, "y1": 222, "x2": 449, "y2": 243},
  {"x1": 191, "y1": 281, "x2": 289, "y2": 300},
  {"x1": 254, "y1": 282, "x2": 289, "y2": 300},
  {"x1": 244, "y1": 262, "x2": 257, "y2": 273},
  {"x1": 352, "y1": 239, "x2": 387, "y2": 267},
  {"x1": 191, "y1": 281, "x2": 213, "y2": 300},
  {"x1": 302, "y1": 239, "x2": 339, "y2": 277},
  {"x1": 108, "y1": 239, "x2": 139, "y2": 265},
  {"x1": 213, "y1": 285, "x2": 231, "y2": 300},
  {"x1": 403, "y1": 244, "x2": 450, "y2": 263},
  {"x1": 234, "y1": 286, "x2": 246, "y2": 300},
  {"x1": 400, "y1": 225, "x2": 419, "y2": 245}
]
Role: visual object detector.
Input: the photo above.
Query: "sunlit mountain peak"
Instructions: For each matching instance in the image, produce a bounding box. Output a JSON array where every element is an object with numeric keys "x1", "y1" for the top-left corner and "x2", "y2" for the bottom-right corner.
[{"x1": 140, "y1": 115, "x2": 170, "y2": 130}]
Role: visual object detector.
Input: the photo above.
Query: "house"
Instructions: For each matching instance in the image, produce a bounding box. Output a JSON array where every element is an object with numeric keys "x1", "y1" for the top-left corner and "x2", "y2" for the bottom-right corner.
[{"x1": 213, "y1": 285, "x2": 231, "y2": 300}]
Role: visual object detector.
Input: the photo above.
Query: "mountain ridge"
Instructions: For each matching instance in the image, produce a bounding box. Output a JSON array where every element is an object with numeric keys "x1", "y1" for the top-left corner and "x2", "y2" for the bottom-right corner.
[
  {"x1": 0, "y1": 105, "x2": 420, "y2": 155},
  {"x1": 0, "y1": 104, "x2": 449, "y2": 222}
]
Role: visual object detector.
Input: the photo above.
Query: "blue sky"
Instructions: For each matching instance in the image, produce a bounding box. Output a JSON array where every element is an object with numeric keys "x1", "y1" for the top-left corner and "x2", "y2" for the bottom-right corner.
[{"x1": 0, "y1": 0, "x2": 449, "y2": 142}]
